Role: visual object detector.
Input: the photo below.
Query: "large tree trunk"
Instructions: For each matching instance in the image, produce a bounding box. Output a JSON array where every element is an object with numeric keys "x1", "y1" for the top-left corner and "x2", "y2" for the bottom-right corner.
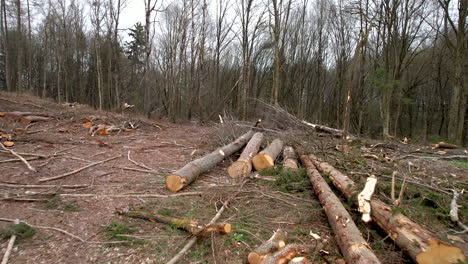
[
  {"x1": 282, "y1": 146, "x2": 298, "y2": 170},
  {"x1": 228, "y1": 132, "x2": 264, "y2": 178},
  {"x1": 252, "y1": 139, "x2": 283, "y2": 170},
  {"x1": 166, "y1": 130, "x2": 254, "y2": 192},
  {"x1": 117, "y1": 209, "x2": 231, "y2": 237},
  {"x1": 308, "y1": 154, "x2": 466, "y2": 264},
  {"x1": 299, "y1": 153, "x2": 381, "y2": 264}
]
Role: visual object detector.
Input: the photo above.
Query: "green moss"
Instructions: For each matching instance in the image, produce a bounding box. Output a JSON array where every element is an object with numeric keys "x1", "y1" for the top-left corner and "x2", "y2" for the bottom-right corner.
[
  {"x1": 378, "y1": 167, "x2": 393, "y2": 176},
  {"x1": 43, "y1": 197, "x2": 79, "y2": 212},
  {"x1": 157, "y1": 208, "x2": 173, "y2": 217},
  {"x1": 103, "y1": 221, "x2": 137, "y2": 241}
]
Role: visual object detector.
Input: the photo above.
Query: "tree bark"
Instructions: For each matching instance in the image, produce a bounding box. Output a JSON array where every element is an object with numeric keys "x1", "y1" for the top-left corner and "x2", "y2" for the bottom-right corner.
[
  {"x1": 166, "y1": 130, "x2": 254, "y2": 192},
  {"x1": 228, "y1": 132, "x2": 264, "y2": 178},
  {"x1": 308, "y1": 154, "x2": 466, "y2": 264},
  {"x1": 299, "y1": 153, "x2": 381, "y2": 264},
  {"x1": 252, "y1": 138, "x2": 283, "y2": 170},
  {"x1": 282, "y1": 146, "x2": 298, "y2": 170},
  {"x1": 263, "y1": 244, "x2": 310, "y2": 264},
  {"x1": 117, "y1": 209, "x2": 231, "y2": 237},
  {"x1": 248, "y1": 229, "x2": 287, "y2": 264}
]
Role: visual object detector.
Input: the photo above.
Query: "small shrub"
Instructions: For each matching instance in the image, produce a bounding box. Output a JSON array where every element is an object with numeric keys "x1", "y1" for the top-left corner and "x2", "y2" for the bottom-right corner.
[{"x1": 0, "y1": 222, "x2": 36, "y2": 242}]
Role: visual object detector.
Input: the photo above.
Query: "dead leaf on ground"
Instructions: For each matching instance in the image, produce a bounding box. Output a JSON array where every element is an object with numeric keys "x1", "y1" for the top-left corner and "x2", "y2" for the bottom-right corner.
[
  {"x1": 0, "y1": 112, "x2": 5, "y2": 117},
  {"x1": 3, "y1": 141, "x2": 15, "y2": 147},
  {"x1": 20, "y1": 117, "x2": 31, "y2": 124},
  {"x1": 95, "y1": 139, "x2": 110, "y2": 147},
  {"x1": 83, "y1": 121, "x2": 93, "y2": 128}
]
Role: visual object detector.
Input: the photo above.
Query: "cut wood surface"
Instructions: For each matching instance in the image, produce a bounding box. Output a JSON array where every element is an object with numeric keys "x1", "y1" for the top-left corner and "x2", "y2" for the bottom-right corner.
[
  {"x1": 282, "y1": 146, "x2": 299, "y2": 170},
  {"x1": 117, "y1": 209, "x2": 231, "y2": 237},
  {"x1": 434, "y1": 141, "x2": 460, "y2": 149},
  {"x1": 248, "y1": 229, "x2": 287, "y2": 264},
  {"x1": 228, "y1": 132, "x2": 264, "y2": 178},
  {"x1": 288, "y1": 257, "x2": 310, "y2": 264},
  {"x1": 252, "y1": 139, "x2": 283, "y2": 170},
  {"x1": 166, "y1": 130, "x2": 254, "y2": 192},
  {"x1": 300, "y1": 153, "x2": 381, "y2": 264},
  {"x1": 308, "y1": 154, "x2": 467, "y2": 264}
]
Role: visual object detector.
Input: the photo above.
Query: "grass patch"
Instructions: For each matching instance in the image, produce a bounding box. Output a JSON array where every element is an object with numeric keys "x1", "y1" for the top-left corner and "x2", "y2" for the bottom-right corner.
[
  {"x1": 0, "y1": 222, "x2": 36, "y2": 243},
  {"x1": 259, "y1": 167, "x2": 311, "y2": 193},
  {"x1": 450, "y1": 161, "x2": 468, "y2": 168},
  {"x1": 43, "y1": 197, "x2": 79, "y2": 212},
  {"x1": 103, "y1": 221, "x2": 138, "y2": 243}
]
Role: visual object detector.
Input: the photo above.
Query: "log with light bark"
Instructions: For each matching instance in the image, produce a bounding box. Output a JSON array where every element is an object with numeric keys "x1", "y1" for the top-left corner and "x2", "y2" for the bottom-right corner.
[
  {"x1": 248, "y1": 229, "x2": 287, "y2": 264},
  {"x1": 308, "y1": 154, "x2": 467, "y2": 264},
  {"x1": 252, "y1": 139, "x2": 283, "y2": 170},
  {"x1": 288, "y1": 257, "x2": 310, "y2": 264},
  {"x1": 282, "y1": 146, "x2": 299, "y2": 170},
  {"x1": 228, "y1": 132, "x2": 264, "y2": 178},
  {"x1": 117, "y1": 209, "x2": 231, "y2": 237},
  {"x1": 300, "y1": 153, "x2": 381, "y2": 264},
  {"x1": 166, "y1": 130, "x2": 254, "y2": 192}
]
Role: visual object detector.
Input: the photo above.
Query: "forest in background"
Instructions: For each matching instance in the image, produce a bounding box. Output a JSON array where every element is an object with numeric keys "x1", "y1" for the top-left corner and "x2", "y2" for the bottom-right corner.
[{"x1": 0, "y1": 0, "x2": 466, "y2": 145}]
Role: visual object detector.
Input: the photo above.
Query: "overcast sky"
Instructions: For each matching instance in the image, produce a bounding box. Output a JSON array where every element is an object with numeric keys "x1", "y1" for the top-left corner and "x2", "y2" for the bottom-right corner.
[{"x1": 119, "y1": 0, "x2": 146, "y2": 30}]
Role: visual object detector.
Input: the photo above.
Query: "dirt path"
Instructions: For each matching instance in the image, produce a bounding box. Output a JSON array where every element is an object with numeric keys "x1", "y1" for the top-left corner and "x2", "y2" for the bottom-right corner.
[{"x1": 0, "y1": 92, "x2": 466, "y2": 263}]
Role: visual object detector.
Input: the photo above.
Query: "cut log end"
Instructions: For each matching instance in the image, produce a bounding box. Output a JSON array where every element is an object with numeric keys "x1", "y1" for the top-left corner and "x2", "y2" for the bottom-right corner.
[
  {"x1": 224, "y1": 223, "x2": 232, "y2": 234},
  {"x1": 283, "y1": 160, "x2": 299, "y2": 170},
  {"x1": 252, "y1": 153, "x2": 274, "y2": 171},
  {"x1": 166, "y1": 174, "x2": 187, "y2": 192},
  {"x1": 228, "y1": 160, "x2": 251, "y2": 178},
  {"x1": 415, "y1": 240, "x2": 466, "y2": 264},
  {"x1": 248, "y1": 252, "x2": 265, "y2": 264}
]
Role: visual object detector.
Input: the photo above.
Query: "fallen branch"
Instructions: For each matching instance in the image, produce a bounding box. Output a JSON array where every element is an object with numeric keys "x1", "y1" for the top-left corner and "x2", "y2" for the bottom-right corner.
[
  {"x1": 248, "y1": 229, "x2": 287, "y2": 264},
  {"x1": 118, "y1": 209, "x2": 231, "y2": 237},
  {"x1": 300, "y1": 153, "x2": 381, "y2": 264},
  {"x1": 0, "y1": 183, "x2": 88, "y2": 189},
  {"x1": 166, "y1": 199, "x2": 231, "y2": 264},
  {"x1": 38, "y1": 155, "x2": 121, "y2": 182},
  {"x1": 0, "y1": 218, "x2": 84, "y2": 242},
  {"x1": 263, "y1": 244, "x2": 310, "y2": 264},
  {"x1": 0, "y1": 143, "x2": 37, "y2": 172},
  {"x1": 166, "y1": 130, "x2": 254, "y2": 192},
  {"x1": 1, "y1": 219, "x2": 19, "y2": 264},
  {"x1": 59, "y1": 192, "x2": 202, "y2": 198},
  {"x1": 228, "y1": 132, "x2": 264, "y2": 178},
  {"x1": 308, "y1": 154, "x2": 466, "y2": 264}
]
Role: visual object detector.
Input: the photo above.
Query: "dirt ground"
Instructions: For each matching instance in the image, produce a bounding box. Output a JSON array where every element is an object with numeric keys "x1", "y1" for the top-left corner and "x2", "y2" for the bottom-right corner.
[{"x1": 0, "y1": 92, "x2": 466, "y2": 264}]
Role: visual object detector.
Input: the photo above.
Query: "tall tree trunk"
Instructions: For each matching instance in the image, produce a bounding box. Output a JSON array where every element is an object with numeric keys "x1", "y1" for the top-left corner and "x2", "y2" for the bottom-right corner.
[
  {"x1": 15, "y1": 0, "x2": 22, "y2": 92},
  {"x1": 0, "y1": 0, "x2": 11, "y2": 92}
]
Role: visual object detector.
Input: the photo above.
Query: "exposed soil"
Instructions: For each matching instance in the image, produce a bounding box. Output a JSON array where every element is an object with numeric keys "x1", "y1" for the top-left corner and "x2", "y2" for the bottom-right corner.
[{"x1": 0, "y1": 92, "x2": 466, "y2": 264}]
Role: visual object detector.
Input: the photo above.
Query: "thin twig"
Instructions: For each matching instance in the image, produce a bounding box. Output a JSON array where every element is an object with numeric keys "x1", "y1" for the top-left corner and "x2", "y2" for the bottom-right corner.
[
  {"x1": 127, "y1": 150, "x2": 155, "y2": 171},
  {"x1": 59, "y1": 192, "x2": 202, "y2": 198},
  {"x1": 450, "y1": 190, "x2": 468, "y2": 234},
  {"x1": 1, "y1": 219, "x2": 19, "y2": 264},
  {"x1": 0, "y1": 144, "x2": 37, "y2": 172},
  {"x1": 38, "y1": 155, "x2": 121, "y2": 182},
  {"x1": 0, "y1": 183, "x2": 89, "y2": 189}
]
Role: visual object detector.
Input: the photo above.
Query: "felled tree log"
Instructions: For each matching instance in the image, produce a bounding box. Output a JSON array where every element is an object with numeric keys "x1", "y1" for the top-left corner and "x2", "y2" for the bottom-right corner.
[
  {"x1": 166, "y1": 130, "x2": 254, "y2": 191},
  {"x1": 434, "y1": 142, "x2": 460, "y2": 149},
  {"x1": 228, "y1": 132, "x2": 264, "y2": 178},
  {"x1": 252, "y1": 139, "x2": 283, "y2": 170},
  {"x1": 263, "y1": 244, "x2": 310, "y2": 264},
  {"x1": 282, "y1": 146, "x2": 299, "y2": 170},
  {"x1": 248, "y1": 229, "x2": 287, "y2": 264},
  {"x1": 308, "y1": 154, "x2": 467, "y2": 264},
  {"x1": 300, "y1": 154, "x2": 381, "y2": 264},
  {"x1": 117, "y1": 209, "x2": 231, "y2": 237},
  {"x1": 0, "y1": 111, "x2": 53, "y2": 124}
]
